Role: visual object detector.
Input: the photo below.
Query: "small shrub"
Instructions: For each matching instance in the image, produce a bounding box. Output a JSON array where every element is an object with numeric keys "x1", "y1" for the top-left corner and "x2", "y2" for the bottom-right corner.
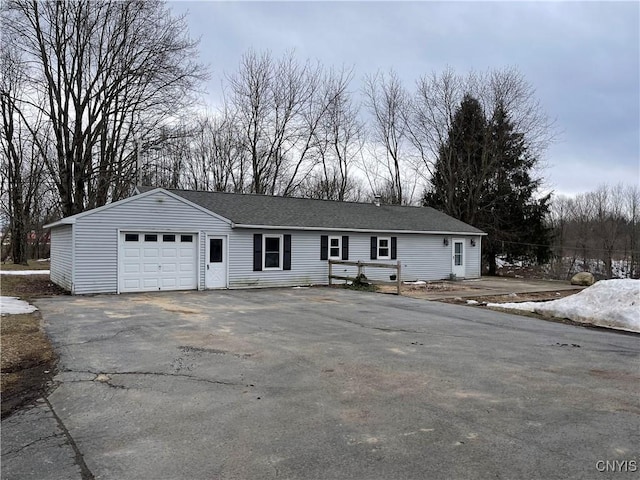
[{"x1": 344, "y1": 273, "x2": 377, "y2": 292}]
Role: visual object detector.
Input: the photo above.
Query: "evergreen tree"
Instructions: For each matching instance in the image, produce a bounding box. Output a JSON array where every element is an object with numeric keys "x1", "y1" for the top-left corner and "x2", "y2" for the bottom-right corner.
[
  {"x1": 424, "y1": 94, "x2": 488, "y2": 224},
  {"x1": 423, "y1": 96, "x2": 552, "y2": 274}
]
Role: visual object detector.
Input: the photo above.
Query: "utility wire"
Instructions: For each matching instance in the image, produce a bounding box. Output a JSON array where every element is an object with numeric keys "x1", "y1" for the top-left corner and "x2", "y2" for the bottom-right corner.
[{"x1": 493, "y1": 239, "x2": 639, "y2": 256}]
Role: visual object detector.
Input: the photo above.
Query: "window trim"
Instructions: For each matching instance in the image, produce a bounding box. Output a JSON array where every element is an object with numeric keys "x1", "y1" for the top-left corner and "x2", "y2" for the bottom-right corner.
[
  {"x1": 263, "y1": 234, "x2": 283, "y2": 270},
  {"x1": 328, "y1": 236, "x2": 342, "y2": 260},
  {"x1": 377, "y1": 236, "x2": 391, "y2": 260}
]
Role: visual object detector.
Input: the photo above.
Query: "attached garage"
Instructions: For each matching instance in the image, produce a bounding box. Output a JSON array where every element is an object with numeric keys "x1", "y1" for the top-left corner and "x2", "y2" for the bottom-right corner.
[
  {"x1": 45, "y1": 189, "x2": 233, "y2": 295},
  {"x1": 119, "y1": 232, "x2": 198, "y2": 293}
]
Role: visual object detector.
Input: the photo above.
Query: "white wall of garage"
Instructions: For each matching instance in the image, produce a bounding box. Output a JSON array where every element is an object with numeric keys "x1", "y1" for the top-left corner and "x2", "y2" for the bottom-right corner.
[
  {"x1": 70, "y1": 190, "x2": 231, "y2": 294},
  {"x1": 50, "y1": 224, "x2": 74, "y2": 292}
]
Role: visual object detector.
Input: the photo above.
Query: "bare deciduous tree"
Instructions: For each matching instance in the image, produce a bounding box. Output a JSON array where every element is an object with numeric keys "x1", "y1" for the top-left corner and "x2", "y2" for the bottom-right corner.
[
  {"x1": 228, "y1": 50, "x2": 328, "y2": 196},
  {"x1": 307, "y1": 67, "x2": 364, "y2": 201},
  {"x1": 2, "y1": 0, "x2": 206, "y2": 216},
  {"x1": 548, "y1": 183, "x2": 639, "y2": 279},
  {"x1": 362, "y1": 70, "x2": 412, "y2": 204},
  {"x1": 0, "y1": 39, "x2": 50, "y2": 263}
]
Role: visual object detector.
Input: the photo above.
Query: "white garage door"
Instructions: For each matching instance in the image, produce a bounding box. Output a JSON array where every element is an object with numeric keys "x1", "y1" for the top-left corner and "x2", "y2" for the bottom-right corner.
[{"x1": 120, "y1": 232, "x2": 198, "y2": 293}]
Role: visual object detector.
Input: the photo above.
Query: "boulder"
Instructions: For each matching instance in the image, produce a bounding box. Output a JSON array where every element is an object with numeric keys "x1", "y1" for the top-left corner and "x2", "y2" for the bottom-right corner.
[{"x1": 571, "y1": 272, "x2": 595, "y2": 286}]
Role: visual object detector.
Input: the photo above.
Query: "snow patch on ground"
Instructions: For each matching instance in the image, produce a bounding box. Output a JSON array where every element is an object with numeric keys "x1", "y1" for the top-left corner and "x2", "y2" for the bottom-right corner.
[
  {"x1": 0, "y1": 270, "x2": 50, "y2": 275},
  {"x1": 0, "y1": 296, "x2": 38, "y2": 315},
  {"x1": 488, "y1": 279, "x2": 640, "y2": 333}
]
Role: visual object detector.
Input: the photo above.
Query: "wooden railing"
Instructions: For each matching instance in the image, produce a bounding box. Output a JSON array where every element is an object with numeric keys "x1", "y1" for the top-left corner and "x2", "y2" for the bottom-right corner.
[{"x1": 328, "y1": 259, "x2": 402, "y2": 295}]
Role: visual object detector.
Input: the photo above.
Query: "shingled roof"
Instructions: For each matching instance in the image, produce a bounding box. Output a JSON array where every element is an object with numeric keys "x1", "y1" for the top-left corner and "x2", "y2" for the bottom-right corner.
[{"x1": 137, "y1": 187, "x2": 484, "y2": 235}]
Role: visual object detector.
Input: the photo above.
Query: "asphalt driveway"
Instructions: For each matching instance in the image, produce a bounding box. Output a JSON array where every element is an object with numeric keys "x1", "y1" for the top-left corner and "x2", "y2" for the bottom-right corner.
[{"x1": 3, "y1": 288, "x2": 639, "y2": 479}]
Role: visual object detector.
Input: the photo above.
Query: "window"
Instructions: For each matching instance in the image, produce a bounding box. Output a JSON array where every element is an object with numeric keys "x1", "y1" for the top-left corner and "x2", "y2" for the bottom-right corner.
[
  {"x1": 263, "y1": 235, "x2": 282, "y2": 269},
  {"x1": 163, "y1": 234, "x2": 176, "y2": 242},
  {"x1": 144, "y1": 234, "x2": 158, "y2": 242},
  {"x1": 181, "y1": 235, "x2": 193, "y2": 243},
  {"x1": 125, "y1": 233, "x2": 139, "y2": 242},
  {"x1": 378, "y1": 237, "x2": 391, "y2": 259},
  {"x1": 209, "y1": 238, "x2": 223, "y2": 263},
  {"x1": 454, "y1": 241, "x2": 463, "y2": 266},
  {"x1": 255, "y1": 234, "x2": 291, "y2": 271},
  {"x1": 328, "y1": 236, "x2": 341, "y2": 259}
]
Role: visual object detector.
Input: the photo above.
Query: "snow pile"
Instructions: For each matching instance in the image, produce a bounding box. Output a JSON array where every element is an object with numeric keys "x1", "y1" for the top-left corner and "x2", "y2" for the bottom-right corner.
[
  {"x1": 0, "y1": 270, "x2": 50, "y2": 275},
  {"x1": 0, "y1": 296, "x2": 38, "y2": 315},
  {"x1": 488, "y1": 279, "x2": 640, "y2": 333}
]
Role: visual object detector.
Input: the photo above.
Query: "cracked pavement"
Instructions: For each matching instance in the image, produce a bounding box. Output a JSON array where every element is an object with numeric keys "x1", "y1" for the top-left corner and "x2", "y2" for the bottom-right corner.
[{"x1": 2, "y1": 288, "x2": 639, "y2": 479}]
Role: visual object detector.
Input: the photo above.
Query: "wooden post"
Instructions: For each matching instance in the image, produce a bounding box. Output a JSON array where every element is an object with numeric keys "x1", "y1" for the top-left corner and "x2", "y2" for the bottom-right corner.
[
  {"x1": 396, "y1": 260, "x2": 401, "y2": 295},
  {"x1": 357, "y1": 261, "x2": 362, "y2": 278},
  {"x1": 328, "y1": 260, "x2": 333, "y2": 286}
]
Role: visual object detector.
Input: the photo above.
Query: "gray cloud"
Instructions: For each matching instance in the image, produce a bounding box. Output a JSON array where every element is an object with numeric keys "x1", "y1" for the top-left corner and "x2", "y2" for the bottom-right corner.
[{"x1": 172, "y1": 0, "x2": 639, "y2": 196}]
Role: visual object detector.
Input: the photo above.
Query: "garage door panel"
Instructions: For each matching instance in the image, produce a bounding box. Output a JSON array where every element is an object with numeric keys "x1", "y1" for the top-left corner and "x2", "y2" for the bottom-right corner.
[
  {"x1": 143, "y1": 263, "x2": 160, "y2": 273},
  {"x1": 161, "y1": 278, "x2": 177, "y2": 288},
  {"x1": 162, "y1": 264, "x2": 177, "y2": 273},
  {"x1": 124, "y1": 264, "x2": 140, "y2": 274},
  {"x1": 123, "y1": 279, "x2": 141, "y2": 289},
  {"x1": 162, "y1": 250, "x2": 178, "y2": 259},
  {"x1": 143, "y1": 278, "x2": 160, "y2": 289},
  {"x1": 120, "y1": 232, "x2": 197, "y2": 293}
]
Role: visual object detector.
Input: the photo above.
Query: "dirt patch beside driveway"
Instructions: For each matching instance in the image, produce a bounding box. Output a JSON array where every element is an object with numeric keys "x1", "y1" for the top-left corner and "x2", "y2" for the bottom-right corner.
[{"x1": 379, "y1": 276, "x2": 585, "y2": 302}]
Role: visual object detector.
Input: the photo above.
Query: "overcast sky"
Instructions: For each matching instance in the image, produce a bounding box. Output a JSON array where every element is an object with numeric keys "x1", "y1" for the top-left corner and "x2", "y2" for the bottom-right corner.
[{"x1": 170, "y1": 1, "x2": 639, "y2": 197}]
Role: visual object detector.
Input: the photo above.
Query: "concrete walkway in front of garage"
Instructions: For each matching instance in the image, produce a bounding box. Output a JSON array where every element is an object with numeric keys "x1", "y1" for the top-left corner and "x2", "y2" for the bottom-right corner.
[{"x1": 2, "y1": 288, "x2": 639, "y2": 480}]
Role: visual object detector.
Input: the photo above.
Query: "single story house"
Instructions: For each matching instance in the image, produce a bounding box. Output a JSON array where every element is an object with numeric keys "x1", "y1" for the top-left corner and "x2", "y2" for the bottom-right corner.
[{"x1": 45, "y1": 187, "x2": 486, "y2": 294}]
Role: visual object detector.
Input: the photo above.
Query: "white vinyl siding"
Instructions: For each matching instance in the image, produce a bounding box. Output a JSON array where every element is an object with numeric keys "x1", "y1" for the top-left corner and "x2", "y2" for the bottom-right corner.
[
  {"x1": 465, "y1": 236, "x2": 482, "y2": 278},
  {"x1": 50, "y1": 225, "x2": 73, "y2": 292},
  {"x1": 227, "y1": 230, "x2": 482, "y2": 288},
  {"x1": 72, "y1": 191, "x2": 231, "y2": 294}
]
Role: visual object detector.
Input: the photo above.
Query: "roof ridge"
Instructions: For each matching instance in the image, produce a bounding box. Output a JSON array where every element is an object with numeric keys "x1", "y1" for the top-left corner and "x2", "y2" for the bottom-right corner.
[{"x1": 165, "y1": 187, "x2": 431, "y2": 209}]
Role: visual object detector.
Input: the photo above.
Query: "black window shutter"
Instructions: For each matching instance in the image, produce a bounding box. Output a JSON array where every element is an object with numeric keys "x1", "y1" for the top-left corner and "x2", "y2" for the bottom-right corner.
[
  {"x1": 283, "y1": 234, "x2": 291, "y2": 270},
  {"x1": 370, "y1": 236, "x2": 377, "y2": 260},
  {"x1": 320, "y1": 235, "x2": 328, "y2": 260},
  {"x1": 253, "y1": 234, "x2": 262, "y2": 271},
  {"x1": 391, "y1": 237, "x2": 397, "y2": 259},
  {"x1": 342, "y1": 236, "x2": 349, "y2": 260}
]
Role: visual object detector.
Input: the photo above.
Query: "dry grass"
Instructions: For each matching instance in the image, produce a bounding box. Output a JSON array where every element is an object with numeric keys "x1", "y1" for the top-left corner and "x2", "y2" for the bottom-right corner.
[
  {"x1": 1, "y1": 313, "x2": 56, "y2": 387},
  {"x1": 1, "y1": 259, "x2": 50, "y2": 271},
  {"x1": 1, "y1": 270, "x2": 63, "y2": 418}
]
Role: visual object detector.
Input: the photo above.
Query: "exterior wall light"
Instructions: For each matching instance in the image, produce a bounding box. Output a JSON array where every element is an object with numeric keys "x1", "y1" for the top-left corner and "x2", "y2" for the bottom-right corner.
[
  {"x1": 443, "y1": 238, "x2": 449, "y2": 246},
  {"x1": 470, "y1": 239, "x2": 476, "y2": 247}
]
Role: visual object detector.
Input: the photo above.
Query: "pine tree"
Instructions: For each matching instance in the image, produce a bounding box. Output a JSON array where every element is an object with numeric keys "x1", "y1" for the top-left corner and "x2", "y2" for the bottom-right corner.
[
  {"x1": 424, "y1": 94, "x2": 487, "y2": 224},
  {"x1": 423, "y1": 96, "x2": 552, "y2": 274}
]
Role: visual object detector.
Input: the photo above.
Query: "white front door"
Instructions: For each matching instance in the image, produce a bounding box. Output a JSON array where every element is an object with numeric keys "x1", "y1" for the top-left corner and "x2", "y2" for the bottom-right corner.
[
  {"x1": 206, "y1": 236, "x2": 227, "y2": 288},
  {"x1": 452, "y1": 238, "x2": 465, "y2": 278}
]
